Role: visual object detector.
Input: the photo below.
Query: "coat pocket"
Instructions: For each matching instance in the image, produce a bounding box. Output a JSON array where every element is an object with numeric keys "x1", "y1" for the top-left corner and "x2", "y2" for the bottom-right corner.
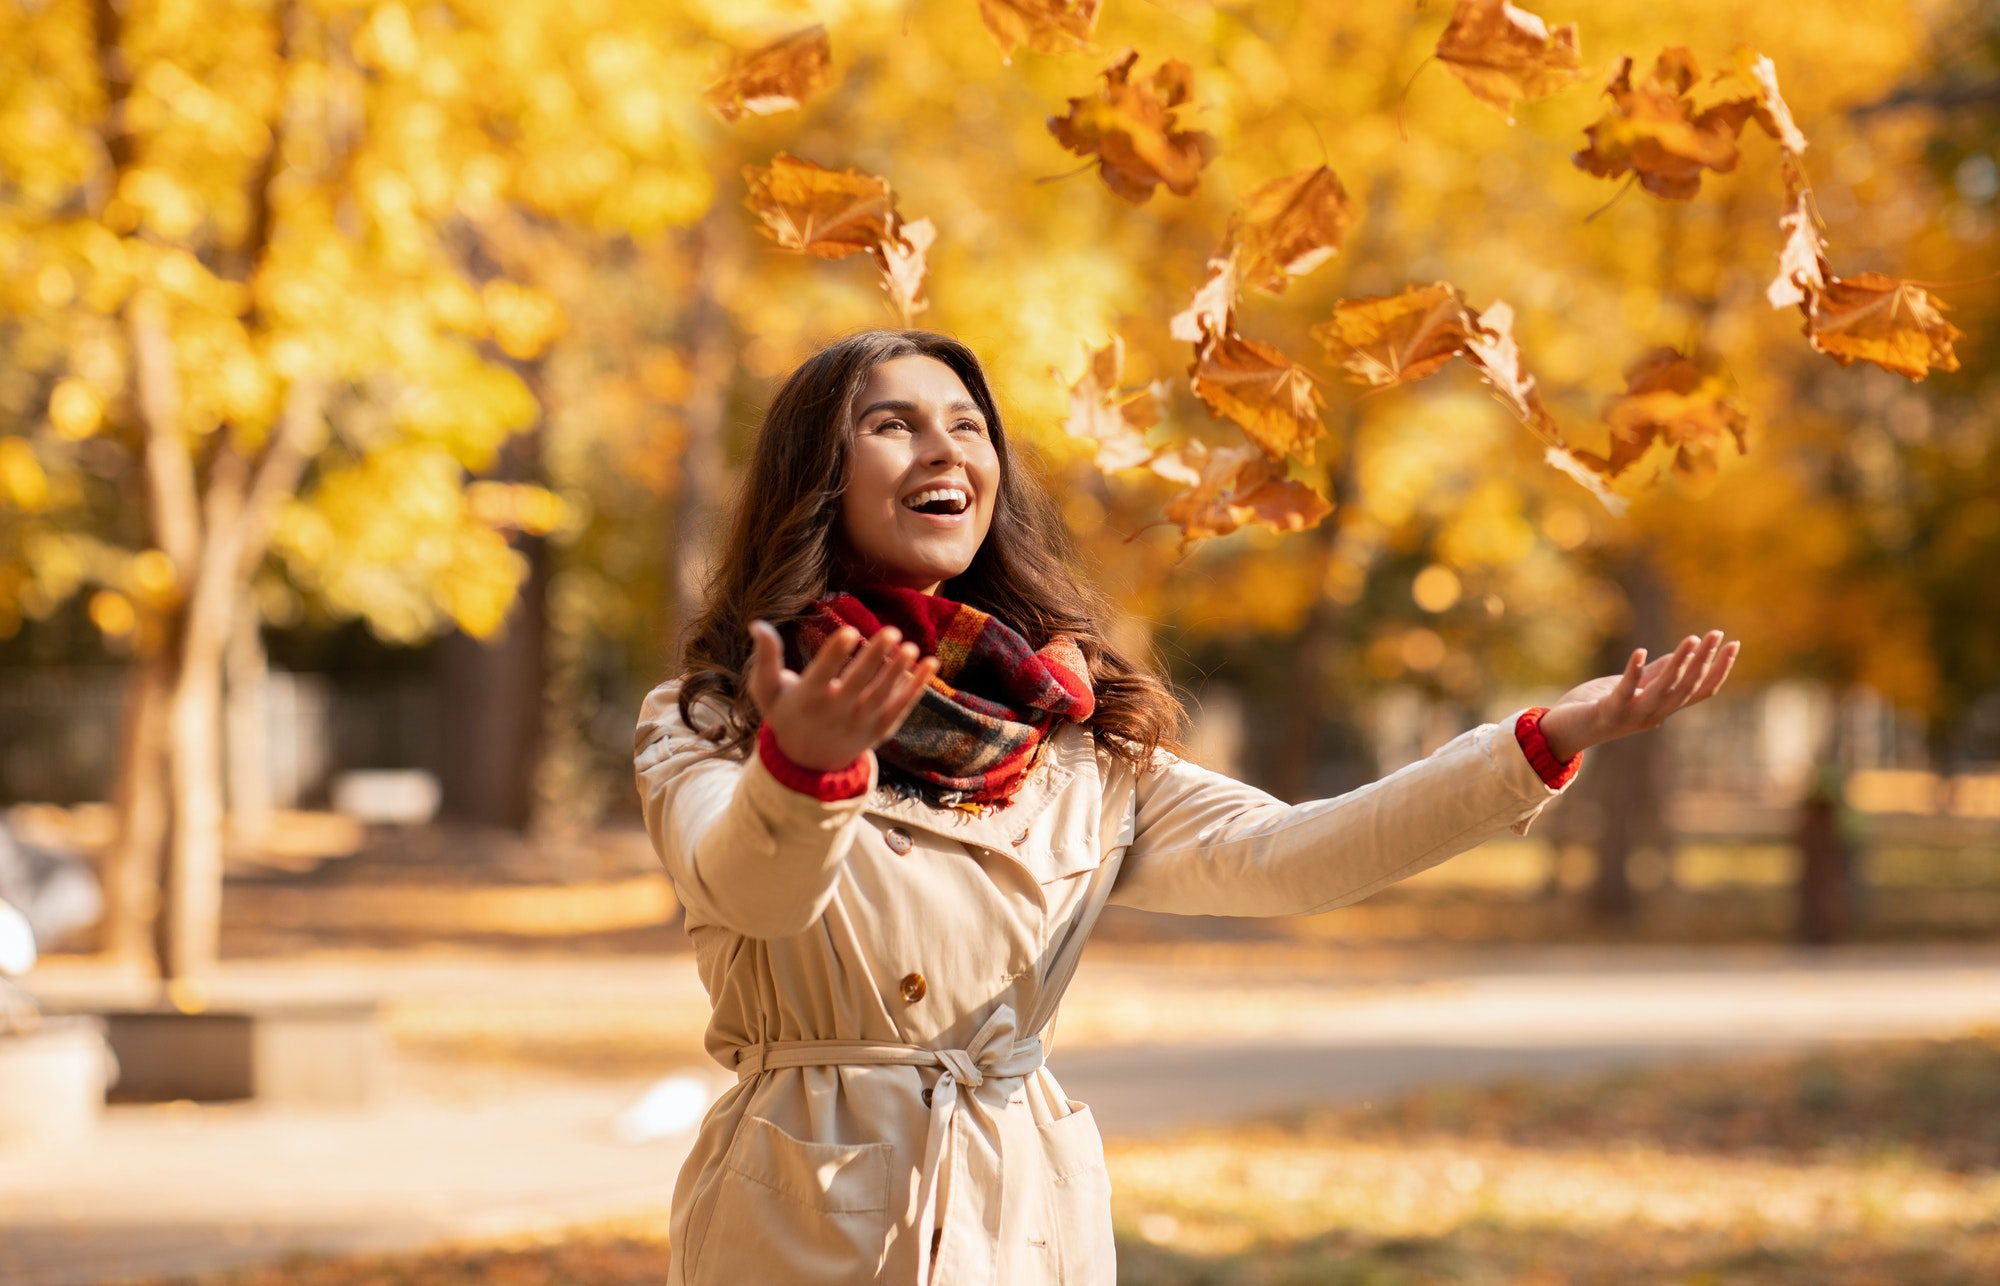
[
  {"x1": 1038, "y1": 1097, "x2": 1116, "y2": 1285},
  {"x1": 685, "y1": 1112, "x2": 894, "y2": 1283}
]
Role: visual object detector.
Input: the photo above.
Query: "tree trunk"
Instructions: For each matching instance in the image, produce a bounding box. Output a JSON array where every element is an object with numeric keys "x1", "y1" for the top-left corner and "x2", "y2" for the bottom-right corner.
[
  {"x1": 1589, "y1": 547, "x2": 1673, "y2": 924},
  {"x1": 225, "y1": 609, "x2": 273, "y2": 849},
  {"x1": 437, "y1": 396, "x2": 550, "y2": 832},
  {"x1": 102, "y1": 651, "x2": 173, "y2": 965},
  {"x1": 1796, "y1": 693, "x2": 1858, "y2": 944},
  {"x1": 664, "y1": 208, "x2": 737, "y2": 675}
]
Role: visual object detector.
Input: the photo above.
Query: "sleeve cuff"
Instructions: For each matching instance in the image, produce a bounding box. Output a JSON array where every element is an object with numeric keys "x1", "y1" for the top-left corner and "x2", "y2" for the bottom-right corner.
[
  {"x1": 757, "y1": 722, "x2": 872, "y2": 800},
  {"x1": 1514, "y1": 705, "x2": 1583, "y2": 790}
]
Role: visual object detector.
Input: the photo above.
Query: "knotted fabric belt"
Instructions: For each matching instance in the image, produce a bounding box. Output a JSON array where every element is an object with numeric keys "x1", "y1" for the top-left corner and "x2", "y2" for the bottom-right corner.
[{"x1": 732, "y1": 1003, "x2": 1044, "y2": 1286}]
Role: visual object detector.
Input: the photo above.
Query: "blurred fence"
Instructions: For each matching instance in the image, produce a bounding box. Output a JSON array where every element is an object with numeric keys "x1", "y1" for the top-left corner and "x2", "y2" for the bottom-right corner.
[{"x1": 0, "y1": 668, "x2": 437, "y2": 807}]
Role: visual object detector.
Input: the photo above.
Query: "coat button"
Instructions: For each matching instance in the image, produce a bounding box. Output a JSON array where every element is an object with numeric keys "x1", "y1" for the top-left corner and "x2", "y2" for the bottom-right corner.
[
  {"x1": 885, "y1": 826, "x2": 913, "y2": 855},
  {"x1": 899, "y1": 971, "x2": 927, "y2": 1003}
]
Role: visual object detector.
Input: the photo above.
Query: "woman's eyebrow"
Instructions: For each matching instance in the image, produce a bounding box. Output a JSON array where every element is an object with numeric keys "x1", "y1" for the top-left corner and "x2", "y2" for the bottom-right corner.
[{"x1": 857, "y1": 398, "x2": 984, "y2": 420}]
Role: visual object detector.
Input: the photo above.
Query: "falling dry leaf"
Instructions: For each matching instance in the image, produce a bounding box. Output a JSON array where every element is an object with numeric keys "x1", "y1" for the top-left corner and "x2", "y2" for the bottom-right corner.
[
  {"x1": 1187, "y1": 328, "x2": 1327, "y2": 462},
  {"x1": 702, "y1": 24, "x2": 834, "y2": 123},
  {"x1": 1169, "y1": 250, "x2": 1240, "y2": 344},
  {"x1": 1127, "y1": 437, "x2": 1333, "y2": 559},
  {"x1": 1434, "y1": 0, "x2": 1584, "y2": 124},
  {"x1": 979, "y1": 0, "x2": 1103, "y2": 64},
  {"x1": 1224, "y1": 165, "x2": 1357, "y2": 294},
  {"x1": 1053, "y1": 335, "x2": 1170, "y2": 472},
  {"x1": 1047, "y1": 48, "x2": 1219, "y2": 204},
  {"x1": 1308, "y1": 281, "x2": 1481, "y2": 387},
  {"x1": 1461, "y1": 299, "x2": 1562, "y2": 446},
  {"x1": 742, "y1": 153, "x2": 936, "y2": 324},
  {"x1": 1796, "y1": 272, "x2": 1966, "y2": 381},
  {"x1": 1767, "y1": 155, "x2": 1965, "y2": 380},
  {"x1": 1601, "y1": 345, "x2": 1750, "y2": 481},
  {"x1": 1767, "y1": 156, "x2": 1829, "y2": 310},
  {"x1": 1573, "y1": 48, "x2": 1751, "y2": 200}
]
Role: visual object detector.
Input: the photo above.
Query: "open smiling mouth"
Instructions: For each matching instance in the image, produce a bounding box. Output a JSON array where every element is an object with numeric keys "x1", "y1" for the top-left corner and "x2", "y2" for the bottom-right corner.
[{"x1": 901, "y1": 490, "x2": 971, "y2": 527}]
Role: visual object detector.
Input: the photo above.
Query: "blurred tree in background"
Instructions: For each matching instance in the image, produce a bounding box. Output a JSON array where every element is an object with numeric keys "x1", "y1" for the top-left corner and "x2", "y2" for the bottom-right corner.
[{"x1": 0, "y1": 0, "x2": 1993, "y2": 982}]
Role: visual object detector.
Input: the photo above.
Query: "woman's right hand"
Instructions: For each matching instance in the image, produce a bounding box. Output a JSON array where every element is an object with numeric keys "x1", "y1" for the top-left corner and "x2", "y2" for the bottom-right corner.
[{"x1": 746, "y1": 618, "x2": 940, "y2": 772}]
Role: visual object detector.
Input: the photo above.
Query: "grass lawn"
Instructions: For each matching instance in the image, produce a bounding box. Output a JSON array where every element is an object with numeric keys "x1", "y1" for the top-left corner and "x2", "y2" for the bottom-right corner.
[{"x1": 135, "y1": 1027, "x2": 2000, "y2": 1285}]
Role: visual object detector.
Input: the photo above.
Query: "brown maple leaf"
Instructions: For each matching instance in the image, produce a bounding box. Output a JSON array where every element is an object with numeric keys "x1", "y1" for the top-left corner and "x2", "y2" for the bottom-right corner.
[
  {"x1": 1187, "y1": 328, "x2": 1327, "y2": 462},
  {"x1": 1052, "y1": 335, "x2": 1169, "y2": 472},
  {"x1": 979, "y1": 0, "x2": 1103, "y2": 64},
  {"x1": 1573, "y1": 48, "x2": 1747, "y2": 200},
  {"x1": 1435, "y1": 0, "x2": 1584, "y2": 124},
  {"x1": 1799, "y1": 272, "x2": 1965, "y2": 381},
  {"x1": 1047, "y1": 48, "x2": 1219, "y2": 204},
  {"x1": 742, "y1": 153, "x2": 936, "y2": 324},
  {"x1": 1766, "y1": 155, "x2": 1965, "y2": 381},
  {"x1": 1601, "y1": 345, "x2": 1750, "y2": 481},
  {"x1": 1308, "y1": 281, "x2": 1481, "y2": 387},
  {"x1": 1224, "y1": 165, "x2": 1357, "y2": 295},
  {"x1": 1129, "y1": 437, "x2": 1333, "y2": 560},
  {"x1": 702, "y1": 24, "x2": 834, "y2": 123}
]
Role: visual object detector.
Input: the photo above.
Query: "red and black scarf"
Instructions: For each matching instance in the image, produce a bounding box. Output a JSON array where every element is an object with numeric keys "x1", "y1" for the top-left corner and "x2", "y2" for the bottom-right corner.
[{"x1": 780, "y1": 581, "x2": 1095, "y2": 813}]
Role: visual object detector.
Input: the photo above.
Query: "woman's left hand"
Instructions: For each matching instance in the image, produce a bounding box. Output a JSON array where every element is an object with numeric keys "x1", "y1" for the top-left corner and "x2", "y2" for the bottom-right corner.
[{"x1": 1539, "y1": 629, "x2": 1741, "y2": 762}]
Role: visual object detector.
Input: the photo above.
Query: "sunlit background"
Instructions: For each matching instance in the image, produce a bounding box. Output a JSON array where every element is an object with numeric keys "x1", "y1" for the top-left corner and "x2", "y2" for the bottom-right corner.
[{"x1": 1, "y1": 0, "x2": 1997, "y2": 1281}]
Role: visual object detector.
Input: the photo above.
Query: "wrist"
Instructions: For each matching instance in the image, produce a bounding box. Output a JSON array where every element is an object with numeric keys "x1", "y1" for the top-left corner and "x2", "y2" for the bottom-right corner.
[{"x1": 1536, "y1": 705, "x2": 1585, "y2": 763}]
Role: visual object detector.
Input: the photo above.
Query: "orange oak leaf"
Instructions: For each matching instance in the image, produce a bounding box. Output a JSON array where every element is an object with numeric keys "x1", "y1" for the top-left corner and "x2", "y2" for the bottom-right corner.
[
  {"x1": 1573, "y1": 48, "x2": 1750, "y2": 200},
  {"x1": 1223, "y1": 165, "x2": 1357, "y2": 295},
  {"x1": 1601, "y1": 345, "x2": 1750, "y2": 481},
  {"x1": 1308, "y1": 281, "x2": 1481, "y2": 387},
  {"x1": 702, "y1": 24, "x2": 834, "y2": 123},
  {"x1": 1798, "y1": 272, "x2": 1965, "y2": 381},
  {"x1": 1435, "y1": 0, "x2": 1583, "y2": 124},
  {"x1": 979, "y1": 0, "x2": 1103, "y2": 64},
  {"x1": 1052, "y1": 335, "x2": 1170, "y2": 472},
  {"x1": 1187, "y1": 327, "x2": 1327, "y2": 462},
  {"x1": 1128, "y1": 437, "x2": 1333, "y2": 560},
  {"x1": 742, "y1": 153, "x2": 936, "y2": 324},
  {"x1": 1047, "y1": 48, "x2": 1219, "y2": 204}
]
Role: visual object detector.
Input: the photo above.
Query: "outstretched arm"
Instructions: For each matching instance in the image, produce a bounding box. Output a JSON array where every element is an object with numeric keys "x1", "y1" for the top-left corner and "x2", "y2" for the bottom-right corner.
[{"x1": 1107, "y1": 628, "x2": 1740, "y2": 919}]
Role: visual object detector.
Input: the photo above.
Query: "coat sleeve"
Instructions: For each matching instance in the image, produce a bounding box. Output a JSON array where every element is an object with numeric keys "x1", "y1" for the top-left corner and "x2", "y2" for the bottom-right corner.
[
  {"x1": 634, "y1": 678, "x2": 880, "y2": 938},
  {"x1": 1106, "y1": 706, "x2": 1582, "y2": 918}
]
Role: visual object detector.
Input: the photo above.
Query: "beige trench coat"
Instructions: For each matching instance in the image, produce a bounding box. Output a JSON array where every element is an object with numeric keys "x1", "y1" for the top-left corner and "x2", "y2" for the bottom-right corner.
[{"x1": 634, "y1": 677, "x2": 1582, "y2": 1284}]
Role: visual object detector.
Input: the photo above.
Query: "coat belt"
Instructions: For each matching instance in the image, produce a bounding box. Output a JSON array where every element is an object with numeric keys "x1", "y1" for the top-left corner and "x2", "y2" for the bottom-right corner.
[{"x1": 731, "y1": 1003, "x2": 1045, "y2": 1286}]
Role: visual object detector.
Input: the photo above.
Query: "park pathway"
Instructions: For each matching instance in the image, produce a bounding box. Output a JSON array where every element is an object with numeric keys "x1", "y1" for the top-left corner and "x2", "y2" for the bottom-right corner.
[{"x1": 5, "y1": 942, "x2": 1997, "y2": 1284}]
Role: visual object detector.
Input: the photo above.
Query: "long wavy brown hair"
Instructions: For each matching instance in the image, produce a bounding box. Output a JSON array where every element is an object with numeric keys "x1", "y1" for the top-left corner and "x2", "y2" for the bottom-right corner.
[{"x1": 670, "y1": 327, "x2": 1191, "y2": 779}]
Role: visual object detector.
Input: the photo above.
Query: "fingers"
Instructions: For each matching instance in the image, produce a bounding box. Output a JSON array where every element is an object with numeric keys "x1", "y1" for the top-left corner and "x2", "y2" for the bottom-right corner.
[
  {"x1": 1613, "y1": 647, "x2": 1646, "y2": 702},
  {"x1": 1633, "y1": 634, "x2": 1701, "y2": 722},
  {"x1": 1687, "y1": 637, "x2": 1740, "y2": 702},
  {"x1": 799, "y1": 624, "x2": 863, "y2": 689},
  {"x1": 832, "y1": 625, "x2": 904, "y2": 698}
]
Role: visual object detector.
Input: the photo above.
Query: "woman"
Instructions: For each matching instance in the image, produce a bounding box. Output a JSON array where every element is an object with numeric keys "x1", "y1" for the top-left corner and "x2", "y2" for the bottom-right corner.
[{"x1": 634, "y1": 329, "x2": 1738, "y2": 1285}]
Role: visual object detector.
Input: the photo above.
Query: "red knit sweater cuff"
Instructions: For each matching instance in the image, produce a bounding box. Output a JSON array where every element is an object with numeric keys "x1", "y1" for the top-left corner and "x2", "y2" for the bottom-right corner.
[
  {"x1": 756, "y1": 722, "x2": 871, "y2": 800},
  {"x1": 1514, "y1": 705, "x2": 1583, "y2": 790}
]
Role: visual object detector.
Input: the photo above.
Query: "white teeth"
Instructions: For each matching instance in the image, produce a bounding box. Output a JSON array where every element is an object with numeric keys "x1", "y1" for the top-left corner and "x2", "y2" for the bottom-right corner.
[{"x1": 902, "y1": 487, "x2": 968, "y2": 512}]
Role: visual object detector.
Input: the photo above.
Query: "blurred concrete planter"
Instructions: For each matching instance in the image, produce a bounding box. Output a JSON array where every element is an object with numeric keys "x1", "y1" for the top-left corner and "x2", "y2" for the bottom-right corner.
[
  {"x1": 38, "y1": 996, "x2": 385, "y2": 1107},
  {"x1": 0, "y1": 1014, "x2": 118, "y2": 1148}
]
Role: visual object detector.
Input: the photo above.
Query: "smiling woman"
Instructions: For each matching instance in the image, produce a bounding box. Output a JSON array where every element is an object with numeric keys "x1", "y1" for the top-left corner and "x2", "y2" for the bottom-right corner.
[
  {"x1": 841, "y1": 355, "x2": 1001, "y2": 596},
  {"x1": 634, "y1": 327, "x2": 1738, "y2": 1285}
]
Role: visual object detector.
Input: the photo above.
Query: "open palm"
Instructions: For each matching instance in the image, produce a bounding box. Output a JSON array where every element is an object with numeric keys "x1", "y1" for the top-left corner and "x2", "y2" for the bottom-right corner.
[{"x1": 1541, "y1": 629, "x2": 1741, "y2": 761}]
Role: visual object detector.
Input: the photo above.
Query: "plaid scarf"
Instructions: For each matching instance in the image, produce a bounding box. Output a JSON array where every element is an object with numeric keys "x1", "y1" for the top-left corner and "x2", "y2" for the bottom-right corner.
[{"x1": 780, "y1": 581, "x2": 1095, "y2": 814}]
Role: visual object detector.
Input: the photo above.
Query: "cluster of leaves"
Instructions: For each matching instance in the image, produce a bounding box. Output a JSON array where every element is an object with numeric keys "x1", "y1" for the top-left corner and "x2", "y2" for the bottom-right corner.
[{"x1": 702, "y1": 0, "x2": 1972, "y2": 560}]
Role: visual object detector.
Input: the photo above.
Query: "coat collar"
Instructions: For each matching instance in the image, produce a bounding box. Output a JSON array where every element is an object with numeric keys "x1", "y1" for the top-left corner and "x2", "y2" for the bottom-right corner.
[{"x1": 860, "y1": 721, "x2": 1088, "y2": 863}]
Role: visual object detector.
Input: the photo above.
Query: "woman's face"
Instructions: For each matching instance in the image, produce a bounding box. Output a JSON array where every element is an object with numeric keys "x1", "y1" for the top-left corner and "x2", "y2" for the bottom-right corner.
[{"x1": 837, "y1": 354, "x2": 1000, "y2": 595}]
